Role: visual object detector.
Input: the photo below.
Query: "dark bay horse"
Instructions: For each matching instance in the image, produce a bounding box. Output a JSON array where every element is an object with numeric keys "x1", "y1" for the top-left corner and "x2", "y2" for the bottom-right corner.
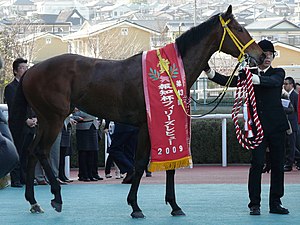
[{"x1": 9, "y1": 5, "x2": 264, "y2": 218}]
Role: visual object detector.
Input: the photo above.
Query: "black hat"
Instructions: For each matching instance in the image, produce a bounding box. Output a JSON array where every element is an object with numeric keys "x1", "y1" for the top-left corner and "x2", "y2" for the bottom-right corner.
[{"x1": 258, "y1": 40, "x2": 275, "y2": 53}]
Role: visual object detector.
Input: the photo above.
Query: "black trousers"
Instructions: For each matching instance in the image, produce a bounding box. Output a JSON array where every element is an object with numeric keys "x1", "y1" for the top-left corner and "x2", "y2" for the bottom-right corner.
[
  {"x1": 105, "y1": 154, "x2": 114, "y2": 175},
  {"x1": 108, "y1": 130, "x2": 137, "y2": 174},
  {"x1": 285, "y1": 131, "x2": 297, "y2": 166},
  {"x1": 248, "y1": 131, "x2": 285, "y2": 208},
  {"x1": 78, "y1": 151, "x2": 98, "y2": 179},
  {"x1": 10, "y1": 129, "x2": 34, "y2": 184}
]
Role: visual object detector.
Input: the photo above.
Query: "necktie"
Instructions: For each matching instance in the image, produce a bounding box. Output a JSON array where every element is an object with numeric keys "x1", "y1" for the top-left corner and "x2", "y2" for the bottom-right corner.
[{"x1": 260, "y1": 71, "x2": 265, "y2": 76}]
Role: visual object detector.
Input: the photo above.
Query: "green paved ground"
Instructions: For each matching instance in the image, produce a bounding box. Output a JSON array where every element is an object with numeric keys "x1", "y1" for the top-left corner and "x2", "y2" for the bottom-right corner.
[{"x1": 0, "y1": 184, "x2": 299, "y2": 225}]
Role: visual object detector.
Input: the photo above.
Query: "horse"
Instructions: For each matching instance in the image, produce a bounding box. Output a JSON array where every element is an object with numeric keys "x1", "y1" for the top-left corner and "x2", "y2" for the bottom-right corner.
[{"x1": 9, "y1": 5, "x2": 264, "y2": 218}]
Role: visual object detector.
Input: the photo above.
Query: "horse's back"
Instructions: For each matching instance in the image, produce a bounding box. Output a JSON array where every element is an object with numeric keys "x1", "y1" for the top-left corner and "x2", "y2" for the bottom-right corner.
[{"x1": 22, "y1": 53, "x2": 145, "y2": 125}]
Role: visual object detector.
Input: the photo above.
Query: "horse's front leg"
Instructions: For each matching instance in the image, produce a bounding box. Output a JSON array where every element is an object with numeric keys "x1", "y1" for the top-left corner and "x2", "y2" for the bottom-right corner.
[
  {"x1": 25, "y1": 154, "x2": 44, "y2": 213},
  {"x1": 127, "y1": 165, "x2": 145, "y2": 218},
  {"x1": 166, "y1": 170, "x2": 185, "y2": 216},
  {"x1": 127, "y1": 123, "x2": 150, "y2": 218}
]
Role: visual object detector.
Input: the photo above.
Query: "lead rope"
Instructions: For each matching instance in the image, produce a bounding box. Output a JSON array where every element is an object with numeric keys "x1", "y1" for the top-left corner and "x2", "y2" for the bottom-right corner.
[{"x1": 232, "y1": 68, "x2": 264, "y2": 150}]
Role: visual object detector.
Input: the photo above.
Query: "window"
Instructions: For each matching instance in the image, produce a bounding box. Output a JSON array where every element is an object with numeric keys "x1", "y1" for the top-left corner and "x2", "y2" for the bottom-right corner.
[
  {"x1": 46, "y1": 37, "x2": 51, "y2": 44},
  {"x1": 121, "y1": 28, "x2": 128, "y2": 35}
]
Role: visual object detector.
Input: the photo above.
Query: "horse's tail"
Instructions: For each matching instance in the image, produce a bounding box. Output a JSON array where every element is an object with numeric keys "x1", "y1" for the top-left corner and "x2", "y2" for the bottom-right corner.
[{"x1": 9, "y1": 76, "x2": 28, "y2": 150}]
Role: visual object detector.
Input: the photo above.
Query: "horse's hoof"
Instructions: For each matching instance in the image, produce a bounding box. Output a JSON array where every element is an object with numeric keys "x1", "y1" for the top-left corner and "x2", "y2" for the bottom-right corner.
[
  {"x1": 131, "y1": 211, "x2": 145, "y2": 218},
  {"x1": 171, "y1": 209, "x2": 186, "y2": 216},
  {"x1": 51, "y1": 199, "x2": 62, "y2": 212},
  {"x1": 30, "y1": 203, "x2": 44, "y2": 213}
]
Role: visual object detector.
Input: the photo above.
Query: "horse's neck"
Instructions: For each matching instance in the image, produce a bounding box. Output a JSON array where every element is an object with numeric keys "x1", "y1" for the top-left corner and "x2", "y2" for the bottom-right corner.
[
  {"x1": 178, "y1": 27, "x2": 219, "y2": 89},
  {"x1": 182, "y1": 39, "x2": 218, "y2": 89}
]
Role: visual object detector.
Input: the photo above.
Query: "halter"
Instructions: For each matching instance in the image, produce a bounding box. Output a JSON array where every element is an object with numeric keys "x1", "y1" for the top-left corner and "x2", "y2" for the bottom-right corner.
[{"x1": 218, "y1": 15, "x2": 255, "y2": 62}]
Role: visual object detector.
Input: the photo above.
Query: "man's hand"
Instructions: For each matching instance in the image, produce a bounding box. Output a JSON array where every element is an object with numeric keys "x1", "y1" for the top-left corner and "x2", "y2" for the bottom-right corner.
[
  {"x1": 203, "y1": 63, "x2": 211, "y2": 72},
  {"x1": 26, "y1": 118, "x2": 37, "y2": 127},
  {"x1": 238, "y1": 69, "x2": 246, "y2": 80},
  {"x1": 204, "y1": 63, "x2": 215, "y2": 79}
]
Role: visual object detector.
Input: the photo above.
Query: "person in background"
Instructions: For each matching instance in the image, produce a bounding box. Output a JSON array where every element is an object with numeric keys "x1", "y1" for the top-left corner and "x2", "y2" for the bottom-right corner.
[
  {"x1": 0, "y1": 56, "x2": 19, "y2": 181},
  {"x1": 74, "y1": 109, "x2": 103, "y2": 182},
  {"x1": 4, "y1": 58, "x2": 37, "y2": 188},
  {"x1": 34, "y1": 133, "x2": 65, "y2": 185},
  {"x1": 295, "y1": 82, "x2": 300, "y2": 93},
  {"x1": 59, "y1": 116, "x2": 77, "y2": 183},
  {"x1": 204, "y1": 40, "x2": 289, "y2": 215},
  {"x1": 283, "y1": 77, "x2": 299, "y2": 172},
  {"x1": 104, "y1": 120, "x2": 138, "y2": 184}
]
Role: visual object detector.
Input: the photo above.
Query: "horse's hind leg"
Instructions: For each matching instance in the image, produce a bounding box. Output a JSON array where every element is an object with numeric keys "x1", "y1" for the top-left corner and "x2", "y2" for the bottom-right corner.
[
  {"x1": 166, "y1": 170, "x2": 185, "y2": 216},
  {"x1": 36, "y1": 120, "x2": 64, "y2": 212},
  {"x1": 25, "y1": 153, "x2": 44, "y2": 213},
  {"x1": 127, "y1": 123, "x2": 150, "y2": 218},
  {"x1": 24, "y1": 131, "x2": 44, "y2": 213}
]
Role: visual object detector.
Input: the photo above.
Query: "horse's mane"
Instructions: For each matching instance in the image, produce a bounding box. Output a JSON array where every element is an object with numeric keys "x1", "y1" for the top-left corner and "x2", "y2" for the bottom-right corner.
[{"x1": 175, "y1": 13, "x2": 221, "y2": 57}]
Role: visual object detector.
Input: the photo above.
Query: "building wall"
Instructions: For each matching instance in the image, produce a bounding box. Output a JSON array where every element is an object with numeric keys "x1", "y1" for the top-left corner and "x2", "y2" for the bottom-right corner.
[
  {"x1": 273, "y1": 46, "x2": 300, "y2": 67},
  {"x1": 69, "y1": 25, "x2": 152, "y2": 59},
  {"x1": 30, "y1": 36, "x2": 68, "y2": 63}
]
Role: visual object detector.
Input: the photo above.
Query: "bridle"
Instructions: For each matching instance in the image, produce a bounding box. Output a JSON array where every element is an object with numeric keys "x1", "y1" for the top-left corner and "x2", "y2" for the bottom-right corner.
[{"x1": 218, "y1": 15, "x2": 255, "y2": 62}]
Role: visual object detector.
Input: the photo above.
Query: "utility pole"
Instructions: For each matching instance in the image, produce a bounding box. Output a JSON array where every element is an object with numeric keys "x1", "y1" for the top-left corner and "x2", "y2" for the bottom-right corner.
[{"x1": 194, "y1": 0, "x2": 196, "y2": 26}]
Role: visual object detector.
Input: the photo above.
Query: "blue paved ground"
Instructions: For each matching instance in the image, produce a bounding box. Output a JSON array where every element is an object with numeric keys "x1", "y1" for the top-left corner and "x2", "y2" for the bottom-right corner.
[{"x1": 0, "y1": 184, "x2": 299, "y2": 225}]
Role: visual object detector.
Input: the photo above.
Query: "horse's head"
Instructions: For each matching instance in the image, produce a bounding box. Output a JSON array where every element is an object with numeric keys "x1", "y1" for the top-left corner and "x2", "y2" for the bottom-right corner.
[{"x1": 218, "y1": 5, "x2": 265, "y2": 66}]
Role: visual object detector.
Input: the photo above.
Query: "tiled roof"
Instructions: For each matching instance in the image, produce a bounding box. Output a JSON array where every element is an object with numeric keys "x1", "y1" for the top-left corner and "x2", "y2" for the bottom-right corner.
[
  {"x1": 14, "y1": 0, "x2": 34, "y2": 5},
  {"x1": 245, "y1": 18, "x2": 300, "y2": 30}
]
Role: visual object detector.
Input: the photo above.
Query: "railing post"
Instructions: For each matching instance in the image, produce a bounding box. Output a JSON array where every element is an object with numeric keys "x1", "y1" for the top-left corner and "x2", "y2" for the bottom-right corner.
[{"x1": 222, "y1": 118, "x2": 227, "y2": 167}]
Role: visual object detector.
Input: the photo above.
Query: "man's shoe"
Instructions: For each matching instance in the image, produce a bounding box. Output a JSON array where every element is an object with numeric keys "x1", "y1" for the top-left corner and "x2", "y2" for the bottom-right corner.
[
  {"x1": 89, "y1": 177, "x2": 98, "y2": 181},
  {"x1": 11, "y1": 182, "x2": 23, "y2": 188},
  {"x1": 93, "y1": 175, "x2": 103, "y2": 180},
  {"x1": 122, "y1": 173, "x2": 134, "y2": 184},
  {"x1": 146, "y1": 172, "x2": 152, "y2": 177},
  {"x1": 250, "y1": 206, "x2": 260, "y2": 215},
  {"x1": 269, "y1": 205, "x2": 289, "y2": 214},
  {"x1": 78, "y1": 177, "x2": 90, "y2": 182},
  {"x1": 296, "y1": 165, "x2": 300, "y2": 170},
  {"x1": 57, "y1": 178, "x2": 68, "y2": 185},
  {"x1": 105, "y1": 174, "x2": 112, "y2": 178},
  {"x1": 36, "y1": 180, "x2": 48, "y2": 185},
  {"x1": 284, "y1": 165, "x2": 292, "y2": 172}
]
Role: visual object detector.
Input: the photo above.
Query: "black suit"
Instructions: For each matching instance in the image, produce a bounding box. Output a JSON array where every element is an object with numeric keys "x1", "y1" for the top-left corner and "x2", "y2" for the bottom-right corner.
[
  {"x1": 210, "y1": 66, "x2": 289, "y2": 208},
  {"x1": 4, "y1": 79, "x2": 36, "y2": 184},
  {"x1": 4, "y1": 79, "x2": 19, "y2": 120},
  {"x1": 286, "y1": 90, "x2": 298, "y2": 166},
  {"x1": 105, "y1": 120, "x2": 138, "y2": 174}
]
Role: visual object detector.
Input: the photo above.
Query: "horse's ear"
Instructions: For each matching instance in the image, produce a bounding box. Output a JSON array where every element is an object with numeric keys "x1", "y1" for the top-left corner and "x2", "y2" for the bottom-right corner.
[{"x1": 223, "y1": 5, "x2": 232, "y2": 19}]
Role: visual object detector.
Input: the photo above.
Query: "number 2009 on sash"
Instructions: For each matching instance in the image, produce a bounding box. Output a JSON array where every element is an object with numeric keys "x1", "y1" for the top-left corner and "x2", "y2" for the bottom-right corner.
[{"x1": 157, "y1": 145, "x2": 183, "y2": 155}]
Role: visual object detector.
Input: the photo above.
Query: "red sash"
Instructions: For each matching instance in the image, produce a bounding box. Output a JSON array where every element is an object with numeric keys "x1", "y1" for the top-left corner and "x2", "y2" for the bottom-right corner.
[{"x1": 142, "y1": 43, "x2": 192, "y2": 172}]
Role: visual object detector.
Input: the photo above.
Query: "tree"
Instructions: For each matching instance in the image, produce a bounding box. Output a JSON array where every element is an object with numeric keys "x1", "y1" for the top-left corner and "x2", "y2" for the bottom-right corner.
[{"x1": 0, "y1": 18, "x2": 39, "y2": 102}]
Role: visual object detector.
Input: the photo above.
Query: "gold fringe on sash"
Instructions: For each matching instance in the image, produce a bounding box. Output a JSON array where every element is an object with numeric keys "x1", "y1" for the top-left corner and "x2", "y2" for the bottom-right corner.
[{"x1": 148, "y1": 156, "x2": 193, "y2": 172}]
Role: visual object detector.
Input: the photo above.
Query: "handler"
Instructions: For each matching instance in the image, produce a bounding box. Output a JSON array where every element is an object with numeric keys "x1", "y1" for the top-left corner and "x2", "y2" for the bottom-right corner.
[{"x1": 204, "y1": 40, "x2": 289, "y2": 215}]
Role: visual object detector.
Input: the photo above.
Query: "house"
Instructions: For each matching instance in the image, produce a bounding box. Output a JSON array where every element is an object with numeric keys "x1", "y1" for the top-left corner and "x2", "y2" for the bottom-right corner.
[
  {"x1": 99, "y1": 4, "x2": 132, "y2": 20},
  {"x1": 12, "y1": 0, "x2": 36, "y2": 16},
  {"x1": 56, "y1": 8, "x2": 86, "y2": 27},
  {"x1": 163, "y1": 21, "x2": 196, "y2": 42},
  {"x1": 63, "y1": 20, "x2": 161, "y2": 59},
  {"x1": 245, "y1": 17, "x2": 300, "y2": 47},
  {"x1": 272, "y1": 41, "x2": 300, "y2": 81},
  {"x1": 2, "y1": 18, "x2": 72, "y2": 36},
  {"x1": 18, "y1": 32, "x2": 69, "y2": 64},
  {"x1": 35, "y1": 0, "x2": 89, "y2": 20}
]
